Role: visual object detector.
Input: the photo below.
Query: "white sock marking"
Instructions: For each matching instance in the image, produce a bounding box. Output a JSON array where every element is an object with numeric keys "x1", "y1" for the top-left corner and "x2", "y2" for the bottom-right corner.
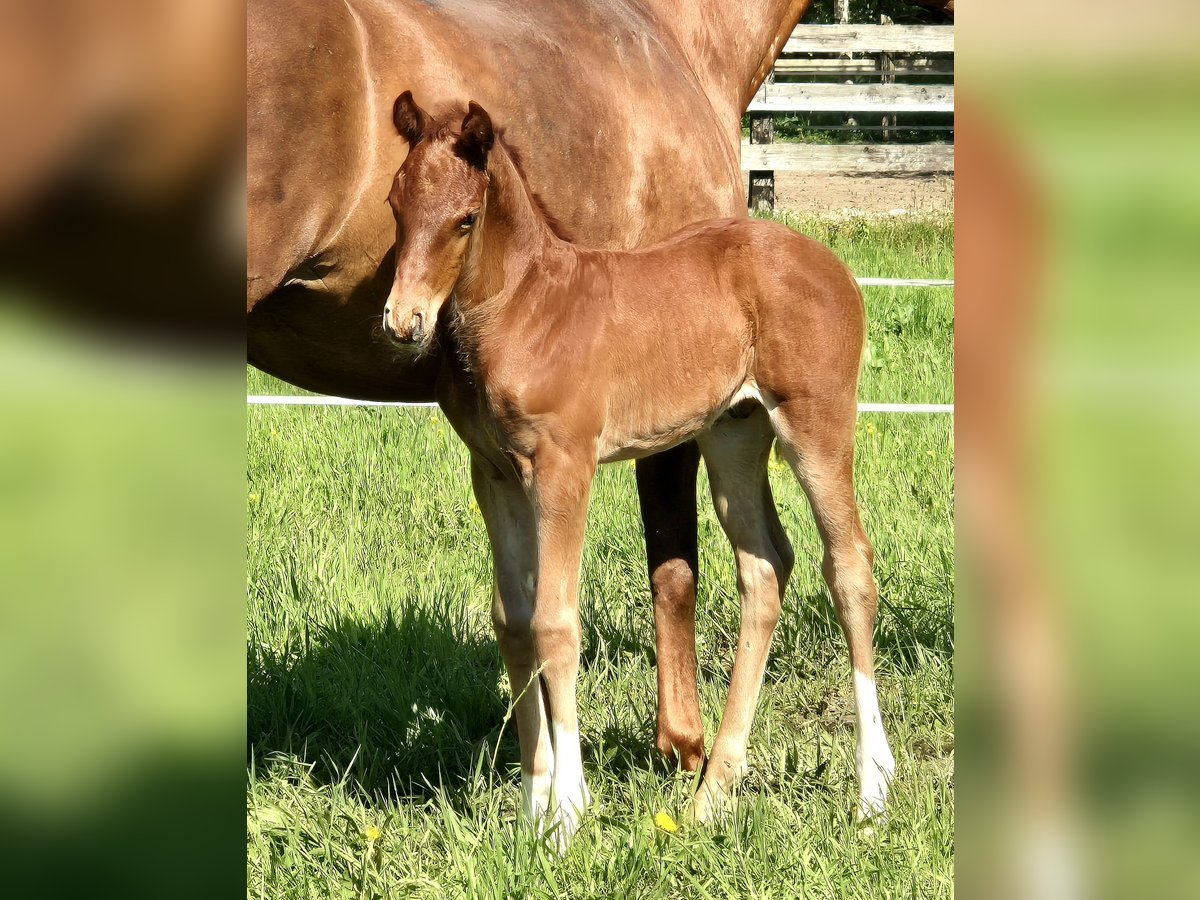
[
  {"x1": 521, "y1": 770, "x2": 552, "y2": 822},
  {"x1": 550, "y1": 723, "x2": 590, "y2": 812},
  {"x1": 545, "y1": 722, "x2": 590, "y2": 851},
  {"x1": 853, "y1": 669, "x2": 896, "y2": 818}
]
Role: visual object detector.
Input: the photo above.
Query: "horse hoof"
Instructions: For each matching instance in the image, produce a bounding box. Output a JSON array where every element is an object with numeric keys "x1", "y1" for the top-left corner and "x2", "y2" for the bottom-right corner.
[
  {"x1": 546, "y1": 804, "x2": 584, "y2": 855},
  {"x1": 655, "y1": 728, "x2": 707, "y2": 773},
  {"x1": 541, "y1": 780, "x2": 591, "y2": 854},
  {"x1": 856, "y1": 747, "x2": 896, "y2": 825},
  {"x1": 685, "y1": 780, "x2": 732, "y2": 826}
]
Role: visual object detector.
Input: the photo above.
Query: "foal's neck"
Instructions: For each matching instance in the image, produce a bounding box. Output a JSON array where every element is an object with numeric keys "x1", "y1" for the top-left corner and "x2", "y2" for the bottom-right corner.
[{"x1": 456, "y1": 141, "x2": 563, "y2": 310}]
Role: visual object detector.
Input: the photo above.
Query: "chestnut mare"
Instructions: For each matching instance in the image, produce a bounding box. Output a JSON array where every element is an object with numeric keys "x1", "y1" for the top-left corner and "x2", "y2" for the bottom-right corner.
[
  {"x1": 248, "y1": 0, "x2": 817, "y2": 778},
  {"x1": 382, "y1": 94, "x2": 896, "y2": 843}
]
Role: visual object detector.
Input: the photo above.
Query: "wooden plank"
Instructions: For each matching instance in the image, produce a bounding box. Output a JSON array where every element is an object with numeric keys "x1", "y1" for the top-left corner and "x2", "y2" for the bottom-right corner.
[
  {"x1": 773, "y1": 57, "x2": 954, "y2": 75},
  {"x1": 747, "y1": 82, "x2": 953, "y2": 114},
  {"x1": 784, "y1": 25, "x2": 953, "y2": 55},
  {"x1": 776, "y1": 124, "x2": 955, "y2": 132},
  {"x1": 739, "y1": 141, "x2": 954, "y2": 174}
]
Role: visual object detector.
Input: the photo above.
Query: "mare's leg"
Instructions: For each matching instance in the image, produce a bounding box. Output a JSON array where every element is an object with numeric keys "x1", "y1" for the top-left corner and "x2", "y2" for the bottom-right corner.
[
  {"x1": 770, "y1": 398, "x2": 896, "y2": 820},
  {"x1": 688, "y1": 411, "x2": 793, "y2": 822},
  {"x1": 524, "y1": 443, "x2": 596, "y2": 849},
  {"x1": 471, "y1": 454, "x2": 555, "y2": 823},
  {"x1": 636, "y1": 443, "x2": 706, "y2": 771}
]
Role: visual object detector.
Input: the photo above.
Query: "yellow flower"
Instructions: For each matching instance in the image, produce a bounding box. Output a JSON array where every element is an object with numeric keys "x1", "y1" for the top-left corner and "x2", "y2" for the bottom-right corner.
[
  {"x1": 248, "y1": 492, "x2": 261, "y2": 503},
  {"x1": 364, "y1": 824, "x2": 382, "y2": 843},
  {"x1": 654, "y1": 810, "x2": 679, "y2": 833},
  {"x1": 865, "y1": 422, "x2": 878, "y2": 436}
]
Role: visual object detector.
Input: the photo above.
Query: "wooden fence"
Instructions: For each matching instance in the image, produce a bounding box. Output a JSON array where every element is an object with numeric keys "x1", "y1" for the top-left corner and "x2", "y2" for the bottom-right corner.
[{"x1": 745, "y1": 22, "x2": 954, "y2": 211}]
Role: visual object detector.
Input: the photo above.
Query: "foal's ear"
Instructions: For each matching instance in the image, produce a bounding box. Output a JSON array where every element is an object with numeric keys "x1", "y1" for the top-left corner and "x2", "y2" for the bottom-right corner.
[
  {"x1": 455, "y1": 101, "x2": 494, "y2": 171},
  {"x1": 393, "y1": 91, "x2": 428, "y2": 145}
]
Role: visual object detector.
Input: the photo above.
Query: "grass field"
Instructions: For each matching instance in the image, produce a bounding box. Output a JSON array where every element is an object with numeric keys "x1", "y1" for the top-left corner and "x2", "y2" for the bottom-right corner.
[{"x1": 247, "y1": 214, "x2": 954, "y2": 898}]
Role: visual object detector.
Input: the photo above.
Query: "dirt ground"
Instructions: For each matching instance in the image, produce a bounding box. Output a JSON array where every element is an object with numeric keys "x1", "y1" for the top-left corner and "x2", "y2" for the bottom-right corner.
[{"x1": 750, "y1": 172, "x2": 954, "y2": 217}]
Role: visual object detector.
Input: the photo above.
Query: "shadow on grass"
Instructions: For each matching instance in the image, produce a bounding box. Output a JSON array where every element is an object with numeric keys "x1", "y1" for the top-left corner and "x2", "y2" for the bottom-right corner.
[
  {"x1": 248, "y1": 596, "x2": 513, "y2": 804},
  {"x1": 247, "y1": 577, "x2": 950, "y2": 807}
]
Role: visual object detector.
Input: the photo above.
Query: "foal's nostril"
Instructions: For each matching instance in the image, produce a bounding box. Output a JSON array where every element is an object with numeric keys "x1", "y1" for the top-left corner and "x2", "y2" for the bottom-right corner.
[{"x1": 411, "y1": 310, "x2": 425, "y2": 339}]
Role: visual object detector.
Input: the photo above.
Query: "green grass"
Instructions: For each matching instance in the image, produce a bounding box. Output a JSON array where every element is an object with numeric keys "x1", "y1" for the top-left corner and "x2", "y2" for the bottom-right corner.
[{"x1": 247, "y1": 215, "x2": 953, "y2": 897}]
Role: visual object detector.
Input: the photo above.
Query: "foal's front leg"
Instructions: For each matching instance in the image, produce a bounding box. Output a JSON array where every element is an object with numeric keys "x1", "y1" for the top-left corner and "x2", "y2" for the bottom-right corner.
[
  {"x1": 523, "y1": 442, "x2": 596, "y2": 849},
  {"x1": 470, "y1": 455, "x2": 555, "y2": 823}
]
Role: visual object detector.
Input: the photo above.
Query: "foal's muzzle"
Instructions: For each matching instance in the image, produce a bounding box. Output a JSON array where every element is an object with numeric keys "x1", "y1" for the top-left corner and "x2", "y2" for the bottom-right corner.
[{"x1": 382, "y1": 304, "x2": 427, "y2": 346}]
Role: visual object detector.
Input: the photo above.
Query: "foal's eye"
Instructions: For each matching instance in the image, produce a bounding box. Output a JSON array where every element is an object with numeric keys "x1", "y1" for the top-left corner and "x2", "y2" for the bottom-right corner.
[{"x1": 458, "y1": 212, "x2": 477, "y2": 231}]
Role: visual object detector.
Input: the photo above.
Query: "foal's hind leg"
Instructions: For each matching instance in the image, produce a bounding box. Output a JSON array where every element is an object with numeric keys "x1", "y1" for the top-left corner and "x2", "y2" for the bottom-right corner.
[
  {"x1": 688, "y1": 408, "x2": 793, "y2": 823},
  {"x1": 770, "y1": 398, "x2": 896, "y2": 820}
]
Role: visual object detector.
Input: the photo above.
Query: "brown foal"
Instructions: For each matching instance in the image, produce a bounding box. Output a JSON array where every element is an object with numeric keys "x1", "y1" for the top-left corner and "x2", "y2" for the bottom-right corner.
[{"x1": 383, "y1": 94, "x2": 895, "y2": 846}]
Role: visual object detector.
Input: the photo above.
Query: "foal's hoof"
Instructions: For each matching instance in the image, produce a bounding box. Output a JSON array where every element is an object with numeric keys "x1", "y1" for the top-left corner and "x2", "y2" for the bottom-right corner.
[
  {"x1": 684, "y1": 779, "x2": 735, "y2": 826},
  {"x1": 685, "y1": 755, "x2": 747, "y2": 826},
  {"x1": 855, "y1": 746, "x2": 897, "y2": 826},
  {"x1": 856, "y1": 798, "x2": 891, "y2": 827},
  {"x1": 855, "y1": 800, "x2": 891, "y2": 838},
  {"x1": 543, "y1": 782, "x2": 591, "y2": 855},
  {"x1": 655, "y1": 728, "x2": 706, "y2": 773},
  {"x1": 546, "y1": 806, "x2": 583, "y2": 855}
]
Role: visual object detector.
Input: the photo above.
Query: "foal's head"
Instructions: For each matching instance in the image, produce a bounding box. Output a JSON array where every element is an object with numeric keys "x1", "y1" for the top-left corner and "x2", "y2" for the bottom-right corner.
[{"x1": 382, "y1": 91, "x2": 495, "y2": 351}]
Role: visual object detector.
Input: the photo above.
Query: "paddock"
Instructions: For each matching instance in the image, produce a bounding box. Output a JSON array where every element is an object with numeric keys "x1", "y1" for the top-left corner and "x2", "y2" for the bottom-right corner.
[{"x1": 246, "y1": 211, "x2": 954, "y2": 896}]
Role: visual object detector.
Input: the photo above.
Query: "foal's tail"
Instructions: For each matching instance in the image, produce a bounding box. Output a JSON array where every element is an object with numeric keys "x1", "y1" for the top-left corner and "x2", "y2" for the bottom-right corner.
[{"x1": 856, "y1": 275, "x2": 871, "y2": 372}]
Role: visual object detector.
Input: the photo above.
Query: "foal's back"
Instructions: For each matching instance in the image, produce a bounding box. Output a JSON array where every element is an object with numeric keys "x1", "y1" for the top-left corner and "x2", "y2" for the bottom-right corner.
[{"x1": 593, "y1": 217, "x2": 866, "y2": 437}]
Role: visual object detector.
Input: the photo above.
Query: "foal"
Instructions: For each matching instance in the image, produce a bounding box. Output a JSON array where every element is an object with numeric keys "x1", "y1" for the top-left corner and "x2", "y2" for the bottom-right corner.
[{"x1": 382, "y1": 93, "x2": 896, "y2": 846}]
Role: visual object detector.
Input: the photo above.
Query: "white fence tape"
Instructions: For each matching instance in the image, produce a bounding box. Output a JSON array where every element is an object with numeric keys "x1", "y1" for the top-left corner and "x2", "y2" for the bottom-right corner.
[
  {"x1": 247, "y1": 395, "x2": 439, "y2": 408},
  {"x1": 856, "y1": 402, "x2": 952, "y2": 413},
  {"x1": 856, "y1": 277, "x2": 952, "y2": 287},
  {"x1": 247, "y1": 395, "x2": 951, "y2": 414},
  {"x1": 247, "y1": 277, "x2": 953, "y2": 414}
]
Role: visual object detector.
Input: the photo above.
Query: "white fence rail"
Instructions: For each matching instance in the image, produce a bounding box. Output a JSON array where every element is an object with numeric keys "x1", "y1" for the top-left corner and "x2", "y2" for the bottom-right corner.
[
  {"x1": 247, "y1": 278, "x2": 955, "y2": 415},
  {"x1": 246, "y1": 396, "x2": 953, "y2": 414}
]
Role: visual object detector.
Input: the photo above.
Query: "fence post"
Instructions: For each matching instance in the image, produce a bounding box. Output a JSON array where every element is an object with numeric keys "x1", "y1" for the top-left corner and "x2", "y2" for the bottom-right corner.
[
  {"x1": 747, "y1": 75, "x2": 775, "y2": 214},
  {"x1": 878, "y1": 9, "x2": 894, "y2": 141},
  {"x1": 836, "y1": 0, "x2": 857, "y2": 130}
]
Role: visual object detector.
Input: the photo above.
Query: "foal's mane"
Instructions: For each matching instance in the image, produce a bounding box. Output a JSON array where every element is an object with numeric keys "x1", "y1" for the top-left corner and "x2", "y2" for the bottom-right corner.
[{"x1": 493, "y1": 128, "x2": 574, "y2": 243}]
